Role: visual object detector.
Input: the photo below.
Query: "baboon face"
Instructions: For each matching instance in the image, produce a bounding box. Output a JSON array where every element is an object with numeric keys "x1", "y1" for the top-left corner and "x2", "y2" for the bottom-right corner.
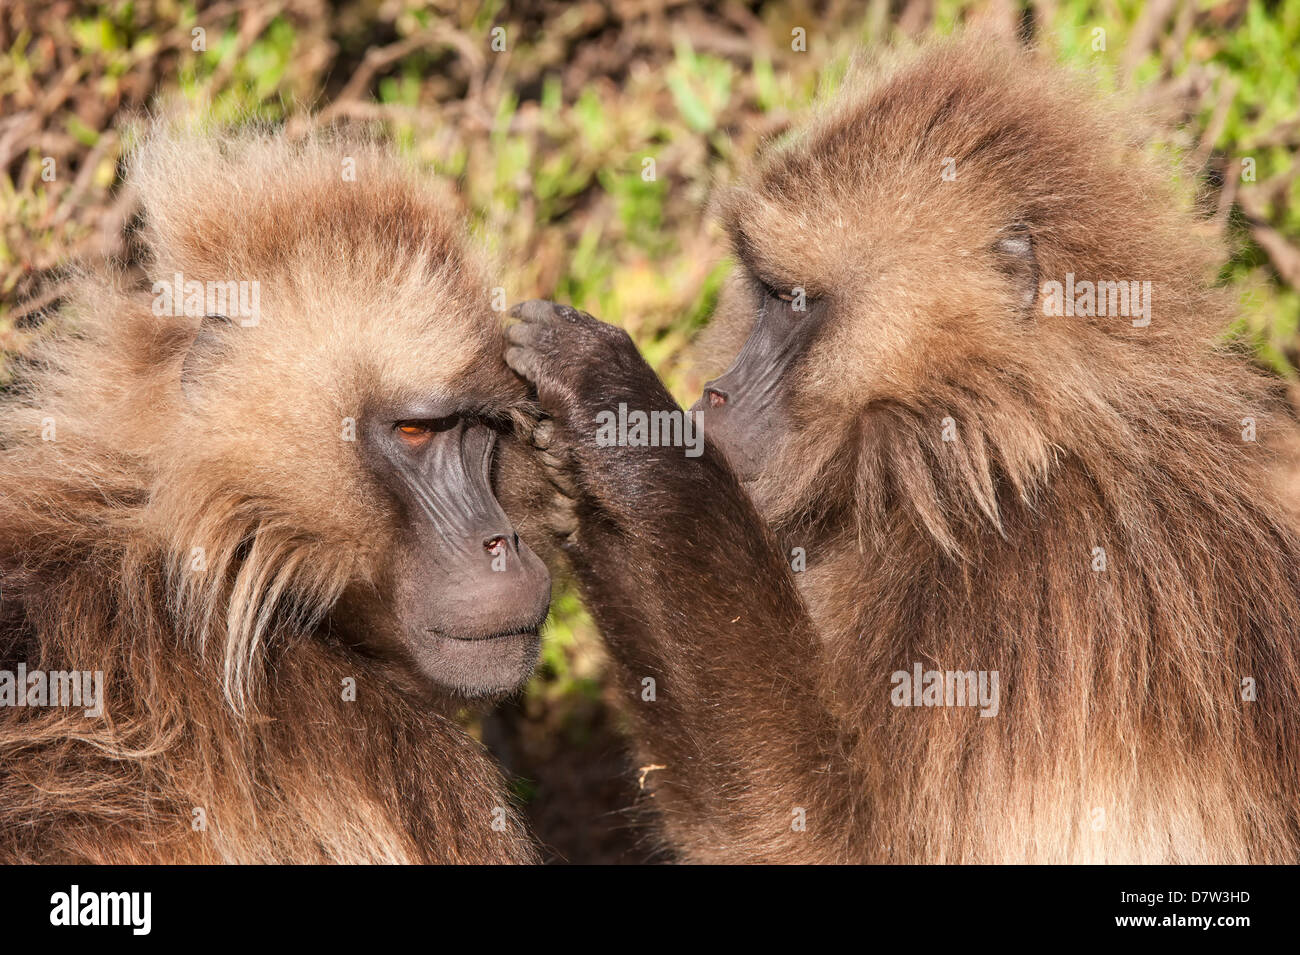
[
  {"x1": 698, "y1": 139, "x2": 1034, "y2": 486},
  {"x1": 354, "y1": 400, "x2": 551, "y2": 696},
  {"x1": 142, "y1": 135, "x2": 550, "y2": 698},
  {"x1": 690, "y1": 274, "x2": 836, "y2": 482},
  {"x1": 692, "y1": 48, "x2": 1167, "y2": 502}
]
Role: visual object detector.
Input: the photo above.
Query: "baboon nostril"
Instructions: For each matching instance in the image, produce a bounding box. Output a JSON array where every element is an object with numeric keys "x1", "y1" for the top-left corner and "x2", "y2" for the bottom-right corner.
[
  {"x1": 706, "y1": 388, "x2": 728, "y2": 408},
  {"x1": 484, "y1": 536, "x2": 507, "y2": 556}
]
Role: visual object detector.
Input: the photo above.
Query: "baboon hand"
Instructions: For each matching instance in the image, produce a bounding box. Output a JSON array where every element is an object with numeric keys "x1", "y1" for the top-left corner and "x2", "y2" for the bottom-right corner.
[
  {"x1": 505, "y1": 300, "x2": 655, "y2": 418},
  {"x1": 505, "y1": 299, "x2": 679, "y2": 531}
]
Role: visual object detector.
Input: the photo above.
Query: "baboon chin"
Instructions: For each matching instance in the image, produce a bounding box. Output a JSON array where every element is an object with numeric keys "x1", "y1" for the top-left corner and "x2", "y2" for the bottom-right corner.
[
  {"x1": 507, "y1": 37, "x2": 1300, "y2": 863},
  {"x1": 0, "y1": 127, "x2": 552, "y2": 862}
]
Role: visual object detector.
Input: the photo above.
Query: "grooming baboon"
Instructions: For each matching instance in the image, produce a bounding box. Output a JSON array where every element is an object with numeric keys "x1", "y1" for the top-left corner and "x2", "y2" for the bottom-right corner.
[
  {"x1": 0, "y1": 129, "x2": 553, "y2": 863},
  {"x1": 505, "y1": 39, "x2": 1300, "y2": 862}
]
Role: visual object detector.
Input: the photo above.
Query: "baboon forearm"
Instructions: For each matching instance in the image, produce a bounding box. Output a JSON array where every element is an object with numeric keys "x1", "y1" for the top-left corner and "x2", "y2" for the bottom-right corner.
[{"x1": 562, "y1": 443, "x2": 856, "y2": 860}]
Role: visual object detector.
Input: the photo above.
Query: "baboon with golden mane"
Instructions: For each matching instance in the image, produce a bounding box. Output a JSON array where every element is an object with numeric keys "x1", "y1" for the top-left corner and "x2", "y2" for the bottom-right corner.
[
  {"x1": 0, "y1": 129, "x2": 552, "y2": 863},
  {"x1": 505, "y1": 39, "x2": 1300, "y2": 863}
]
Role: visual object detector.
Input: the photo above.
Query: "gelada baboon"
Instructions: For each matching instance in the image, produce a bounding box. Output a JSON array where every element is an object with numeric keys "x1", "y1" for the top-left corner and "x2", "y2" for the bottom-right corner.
[
  {"x1": 505, "y1": 39, "x2": 1300, "y2": 863},
  {"x1": 0, "y1": 129, "x2": 553, "y2": 862}
]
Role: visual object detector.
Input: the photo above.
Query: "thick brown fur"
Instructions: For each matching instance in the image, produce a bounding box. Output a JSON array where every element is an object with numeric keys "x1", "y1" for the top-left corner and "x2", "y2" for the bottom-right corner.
[
  {"x1": 0, "y1": 129, "x2": 542, "y2": 863},
  {"x1": 507, "y1": 38, "x2": 1300, "y2": 862}
]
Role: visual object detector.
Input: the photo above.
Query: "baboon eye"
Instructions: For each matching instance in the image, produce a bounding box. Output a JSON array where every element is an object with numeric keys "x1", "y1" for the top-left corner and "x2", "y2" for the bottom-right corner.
[
  {"x1": 759, "y1": 282, "x2": 796, "y2": 304},
  {"x1": 752, "y1": 272, "x2": 814, "y2": 311},
  {"x1": 395, "y1": 415, "x2": 460, "y2": 443},
  {"x1": 759, "y1": 279, "x2": 808, "y2": 306}
]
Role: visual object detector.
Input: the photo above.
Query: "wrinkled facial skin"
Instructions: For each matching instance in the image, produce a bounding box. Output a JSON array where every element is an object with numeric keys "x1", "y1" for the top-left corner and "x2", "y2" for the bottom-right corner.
[
  {"x1": 691, "y1": 282, "x2": 831, "y2": 481},
  {"x1": 356, "y1": 407, "x2": 551, "y2": 698}
]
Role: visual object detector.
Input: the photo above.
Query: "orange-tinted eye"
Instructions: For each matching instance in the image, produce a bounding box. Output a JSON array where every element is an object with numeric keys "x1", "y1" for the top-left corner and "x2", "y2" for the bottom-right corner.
[
  {"x1": 395, "y1": 422, "x2": 434, "y2": 446},
  {"x1": 776, "y1": 290, "x2": 796, "y2": 302},
  {"x1": 394, "y1": 415, "x2": 460, "y2": 443}
]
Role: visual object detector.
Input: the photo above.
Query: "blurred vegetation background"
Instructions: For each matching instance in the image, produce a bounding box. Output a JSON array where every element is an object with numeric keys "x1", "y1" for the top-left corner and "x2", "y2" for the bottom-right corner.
[{"x1": 2, "y1": 0, "x2": 1298, "y2": 861}]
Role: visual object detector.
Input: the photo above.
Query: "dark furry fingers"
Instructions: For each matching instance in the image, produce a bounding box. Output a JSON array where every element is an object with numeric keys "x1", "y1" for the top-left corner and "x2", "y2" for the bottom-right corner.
[
  {"x1": 505, "y1": 299, "x2": 681, "y2": 512},
  {"x1": 521, "y1": 417, "x2": 580, "y2": 539}
]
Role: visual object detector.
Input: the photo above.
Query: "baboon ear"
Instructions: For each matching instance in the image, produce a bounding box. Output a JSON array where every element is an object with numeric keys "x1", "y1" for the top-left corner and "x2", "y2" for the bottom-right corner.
[
  {"x1": 993, "y1": 223, "x2": 1038, "y2": 314},
  {"x1": 181, "y1": 313, "x2": 237, "y2": 399}
]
